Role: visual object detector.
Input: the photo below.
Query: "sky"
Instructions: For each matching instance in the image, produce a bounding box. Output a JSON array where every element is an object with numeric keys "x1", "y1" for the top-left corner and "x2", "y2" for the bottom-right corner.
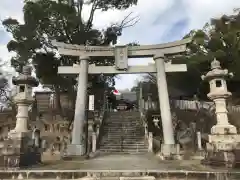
[{"x1": 0, "y1": 0, "x2": 240, "y2": 91}]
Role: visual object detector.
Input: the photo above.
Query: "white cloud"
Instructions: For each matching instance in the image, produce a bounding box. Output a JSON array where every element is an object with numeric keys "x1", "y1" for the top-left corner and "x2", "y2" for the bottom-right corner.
[
  {"x1": 184, "y1": 0, "x2": 240, "y2": 30},
  {"x1": 0, "y1": 0, "x2": 24, "y2": 22},
  {"x1": 0, "y1": 0, "x2": 240, "y2": 91}
]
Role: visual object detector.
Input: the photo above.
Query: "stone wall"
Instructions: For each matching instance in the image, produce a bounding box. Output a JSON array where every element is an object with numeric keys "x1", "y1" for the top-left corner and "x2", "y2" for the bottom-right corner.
[
  {"x1": 0, "y1": 109, "x2": 71, "y2": 161},
  {"x1": 35, "y1": 91, "x2": 73, "y2": 112}
]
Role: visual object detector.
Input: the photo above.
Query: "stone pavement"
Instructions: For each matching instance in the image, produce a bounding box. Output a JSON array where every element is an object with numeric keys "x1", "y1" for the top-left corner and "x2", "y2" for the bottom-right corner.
[
  {"x1": 0, "y1": 154, "x2": 239, "y2": 180},
  {"x1": 33, "y1": 153, "x2": 240, "y2": 172}
]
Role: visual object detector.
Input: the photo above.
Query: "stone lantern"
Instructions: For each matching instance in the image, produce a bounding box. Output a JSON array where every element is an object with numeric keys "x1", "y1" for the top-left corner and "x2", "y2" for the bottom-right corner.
[
  {"x1": 10, "y1": 66, "x2": 39, "y2": 135},
  {"x1": 3, "y1": 66, "x2": 40, "y2": 168},
  {"x1": 201, "y1": 58, "x2": 240, "y2": 167}
]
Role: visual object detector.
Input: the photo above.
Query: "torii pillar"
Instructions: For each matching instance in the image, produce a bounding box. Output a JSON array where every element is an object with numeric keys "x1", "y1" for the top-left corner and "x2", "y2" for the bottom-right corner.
[
  {"x1": 67, "y1": 56, "x2": 89, "y2": 156},
  {"x1": 154, "y1": 53, "x2": 179, "y2": 158}
]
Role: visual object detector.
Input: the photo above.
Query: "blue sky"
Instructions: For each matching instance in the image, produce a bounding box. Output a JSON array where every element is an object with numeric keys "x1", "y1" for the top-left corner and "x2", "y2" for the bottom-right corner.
[{"x1": 0, "y1": 0, "x2": 240, "y2": 91}]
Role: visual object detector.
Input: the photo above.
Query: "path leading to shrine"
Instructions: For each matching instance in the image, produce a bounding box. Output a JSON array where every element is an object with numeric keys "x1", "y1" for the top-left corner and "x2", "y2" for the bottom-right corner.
[{"x1": 34, "y1": 154, "x2": 239, "y2": 173}]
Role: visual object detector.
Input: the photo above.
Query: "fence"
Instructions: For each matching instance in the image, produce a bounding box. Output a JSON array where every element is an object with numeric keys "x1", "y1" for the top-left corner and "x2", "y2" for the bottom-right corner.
[
  {"x1": 171, "y1": 100, "x2": 240, "y2": 113},
  {"x1": 142, "y1": 99, "x2": 240, "y2": 113}
]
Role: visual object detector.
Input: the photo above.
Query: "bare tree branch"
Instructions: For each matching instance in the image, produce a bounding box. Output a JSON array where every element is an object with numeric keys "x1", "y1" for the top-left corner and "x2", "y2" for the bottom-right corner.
[
  {"x1": 111, "y1": 12, "x2": 140, "y2": 30},
  {"x1": 86, "y1": 0, "x2": 100, "y2": 32}
]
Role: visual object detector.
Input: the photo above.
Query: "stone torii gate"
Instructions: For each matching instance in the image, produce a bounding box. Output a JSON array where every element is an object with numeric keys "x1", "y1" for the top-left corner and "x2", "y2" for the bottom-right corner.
[{"x1": 53, "y1": 38, "x2": 191, "y2": 157}]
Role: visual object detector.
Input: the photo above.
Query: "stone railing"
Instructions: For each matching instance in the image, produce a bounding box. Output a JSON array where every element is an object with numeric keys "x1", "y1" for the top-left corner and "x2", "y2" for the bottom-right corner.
[
  {"x1": 151, "y1": 115, "x2": 162, "y2": 152},
  {"x1": 139, "y1": 111, "x2": 153, "y2": 153},
  {"x1": 88, "y1": 109, "x2": 106, "y2": 154}
]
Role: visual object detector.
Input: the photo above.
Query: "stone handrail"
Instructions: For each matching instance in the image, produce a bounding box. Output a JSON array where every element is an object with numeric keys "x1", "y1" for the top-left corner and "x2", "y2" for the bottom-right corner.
[
  {"x1": 139, "y1": 111, "x2": 148, "y2": 140},
  {"x1": 151, "y1": 115, "x2": 162, "y2": 152},
  {"x1": 139, "y1": 110, "x2": 153, "y2": 152},
  {"x1": 152, "y1": 136, "x2": 161, "y2": 152},
  {"x1": 89, "y1": 109, "x2": 106, "y2": 153}
]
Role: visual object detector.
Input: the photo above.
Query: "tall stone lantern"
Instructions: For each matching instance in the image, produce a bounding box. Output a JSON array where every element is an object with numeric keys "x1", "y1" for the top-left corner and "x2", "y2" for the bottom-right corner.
[
  {"x1": 3, "y1": 66, "x2": 40, "y2": 168},
  {"x1": 201, "y1": 58, "x2": 240, "y2": 167},
  {"x1": 10, "y1": 66, "x2": 39, "y2": 135}
]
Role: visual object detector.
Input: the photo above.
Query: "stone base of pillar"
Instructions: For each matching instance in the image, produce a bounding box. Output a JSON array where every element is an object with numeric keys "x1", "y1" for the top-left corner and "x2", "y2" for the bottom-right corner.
[
  {"x1": 66, "y1": 144, "x2": 86, "y2": 157},
  {"x1": 211, "y1": 124, "x2": 237, "y2": 134},
  {"x1": 157, "y1": 144, "x2": 182, "y2": 160},
  {"x1": 1, "y1": 131, "x2": 41, "y2": 168},
  {"x1": 191, "y1": 150, "x2": 205, "y2": 160},
  {"x1": 202, "y1": 134, "x2": 240, "y2": 168}
]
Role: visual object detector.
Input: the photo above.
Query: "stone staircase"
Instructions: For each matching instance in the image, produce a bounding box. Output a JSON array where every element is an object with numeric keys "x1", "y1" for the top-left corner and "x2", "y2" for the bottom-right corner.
[{"x1": 99, "y1": 111, "x2": 148, "y2": 153}]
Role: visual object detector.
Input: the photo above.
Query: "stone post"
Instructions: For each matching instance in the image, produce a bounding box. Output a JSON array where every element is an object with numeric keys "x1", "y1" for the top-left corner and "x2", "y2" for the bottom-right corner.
[
  {"x1": 196, "y1": 131, "x2": 202, "y2": 150},
  {"x1": 4, "y1": 66, "x2": 40, "y2": 168},
  {"x1": 148, "y1": 132, "x2": 153, "y2": 153},
  {"x1": 202, "y1": 58, "x2": 240, "y2": 167},
  {"x1": 139, "y1": 83, "x2": 143, "y2": 113},
  {"x1": 154, "y1": 54, "x2": 177, "y2": 157},
  {"x1": 67, "y1": 56, "x2": 89, "y2": 156},
  {"x1": 147, "y1": 93, "x2": 152, "y2": 109},
  {"x1": 92, "y1": 132, "x2": 97, "y2": 153}
]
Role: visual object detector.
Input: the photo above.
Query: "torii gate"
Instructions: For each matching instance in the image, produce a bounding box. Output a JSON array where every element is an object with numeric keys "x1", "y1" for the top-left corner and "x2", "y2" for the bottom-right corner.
[{"x1": 53, "y1": 38, "x2": 191, "y2": 156}]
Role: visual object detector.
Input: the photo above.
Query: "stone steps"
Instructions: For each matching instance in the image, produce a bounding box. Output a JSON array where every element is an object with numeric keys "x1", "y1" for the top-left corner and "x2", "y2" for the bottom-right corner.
[
  {"x1": 101, "y1": 141, "x2": 146, "y2": 145},
  {"x1": 101, "y1": 135, "x2": 144, "y2": 139},
  {"x1": 102, "y1": 134, "x2": 143, "y2": 137},
  {"x1": 99, "y1": 112, "x2": 147, "y2": 153},
  {"x1": 103, "y1": 128, "x2": 143, "y2": 131},
  {"x1": 99, "y1": 148, "x2": 148, "y2": 153},
  {"x1": 100, "y1": 145, "x2": 148, "y2": 149},
  {"x1": 104, "y1": 123, "x2": 140, "y2": 125},
  {"x1": 102, "y1": 131, "x2": 143, "y2": 134},
  {"x1": 101, "y1": 138, "x2": 145, "y2": 142},
  {"x1": 101, "y1": 139, "x2": 144, "y2": 143},
  {"x1": 101, "y1": 143, "x2": 147, "y2": 146}
]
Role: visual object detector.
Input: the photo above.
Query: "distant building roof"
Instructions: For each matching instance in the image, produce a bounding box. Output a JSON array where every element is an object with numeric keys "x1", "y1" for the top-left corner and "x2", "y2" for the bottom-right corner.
[{"x1": 116, "y1": 92, "x2": 137, "y2": 102}]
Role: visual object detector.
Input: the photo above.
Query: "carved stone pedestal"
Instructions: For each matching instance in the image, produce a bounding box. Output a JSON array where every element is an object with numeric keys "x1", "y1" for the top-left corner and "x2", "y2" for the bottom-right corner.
[
  {"x1": 202, "y1": 134, "x2": 240, "y2": 168},
  {"x1": 2, "y1": 131, "x2": 41, "y2": 168},
  {"x1": 211, "y1": 124, "x2": 237, "y2": 134},
  {"x1": 203, "y1": 150, "x2": 236, "y2": 168}
]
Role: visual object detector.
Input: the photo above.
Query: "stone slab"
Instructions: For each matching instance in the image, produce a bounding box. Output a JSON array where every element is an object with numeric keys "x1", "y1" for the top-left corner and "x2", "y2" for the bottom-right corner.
[{"x1": 25, "y1": 154, "x2": 239, "y2": 173}]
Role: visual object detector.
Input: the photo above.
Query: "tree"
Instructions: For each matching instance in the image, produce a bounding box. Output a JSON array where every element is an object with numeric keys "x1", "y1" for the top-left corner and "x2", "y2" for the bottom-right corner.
[
  {"x1": 3, "y1": 0, "x2": 139, "y2": 118},
  {"x1": 0, "y1": 59, "x2": 18, "y2": 120},
  {"x1": 166, "y1": 10, "x2": 240, "y2": 101},
  {"x1": 0, "y1": 59, "x2": 12, "y2": 105}
]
